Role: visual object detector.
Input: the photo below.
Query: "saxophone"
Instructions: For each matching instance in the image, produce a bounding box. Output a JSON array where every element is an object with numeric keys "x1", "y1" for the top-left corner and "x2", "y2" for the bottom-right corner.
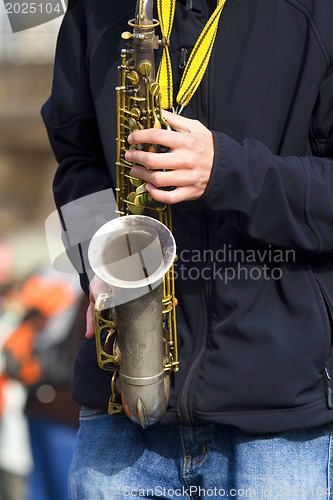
[{"x1": 88, "y1": 0, "x2": 179, "y2": 429}]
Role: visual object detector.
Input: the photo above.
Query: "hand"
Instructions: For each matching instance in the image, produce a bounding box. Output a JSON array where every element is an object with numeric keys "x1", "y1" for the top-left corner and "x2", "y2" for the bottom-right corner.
[
  {"x1": 124, "y1": 110, "x2": 214, "y2": 204},
  {"x1": 85, "y1": 275, "x2": 110, "y2": 339}
]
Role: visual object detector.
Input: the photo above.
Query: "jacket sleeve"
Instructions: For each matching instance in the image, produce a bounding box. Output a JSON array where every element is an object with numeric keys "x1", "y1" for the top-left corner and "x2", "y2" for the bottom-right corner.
[
  {"x1": 201, "y1": 64, "x2": 333, "y2": 254},
  {"x1": 41, "y1": 1, "x2": 114, "y2": 294}
]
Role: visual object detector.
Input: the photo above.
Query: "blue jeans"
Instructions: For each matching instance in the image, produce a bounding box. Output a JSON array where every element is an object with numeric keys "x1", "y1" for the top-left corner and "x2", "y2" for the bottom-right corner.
[{"x1": 69, "y1": 408, "x2": 333, "y2": 499}]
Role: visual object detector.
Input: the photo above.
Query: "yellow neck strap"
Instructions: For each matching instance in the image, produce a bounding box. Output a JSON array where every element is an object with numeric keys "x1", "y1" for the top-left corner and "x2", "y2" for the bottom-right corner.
[{"x1": 157, "y1": 0, "x2": 227, "y2": 112}]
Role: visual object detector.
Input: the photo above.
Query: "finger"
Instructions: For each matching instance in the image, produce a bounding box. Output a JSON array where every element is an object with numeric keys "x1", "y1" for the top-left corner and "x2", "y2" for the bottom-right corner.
[
  {"x1": 146, "y1": 183, "x2": 196, "y2": 204},
  {"x1": 128, "y1": 128, "x2": 186, "y2": 149},
  {"x1": 162, "y1": 109, "x2": 199, "y2": 133},
  {"x1": 126, "y1": 147, "x2": 193, "y2": 171},
  {"x1": 131, "y1": 165, "x2": 197, "y2": 187},
  {"x1": 85, "y1": 301, "x2": 95, "y2": 338}
]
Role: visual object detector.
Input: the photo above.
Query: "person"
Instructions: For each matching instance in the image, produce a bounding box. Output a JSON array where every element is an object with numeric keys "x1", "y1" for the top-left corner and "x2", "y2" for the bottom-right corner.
[
  {"x1": 1, "y1": 270, "x2": 85, "y2": 500},
  {"x1": 0, "y1": 278, "x2": 32, "y2": 500},
  {"x1": 41, "y1": 0, "x2": 333, "y2": 498}
]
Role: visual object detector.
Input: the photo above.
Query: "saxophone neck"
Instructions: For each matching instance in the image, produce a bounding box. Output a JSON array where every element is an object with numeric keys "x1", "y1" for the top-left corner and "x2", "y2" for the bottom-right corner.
[
  {"x1": 131, "y1": 0, "x2": 159, "y2": 86},
  {"x1": 135, "y1": 0, "x2": 154, "y2": 27}
]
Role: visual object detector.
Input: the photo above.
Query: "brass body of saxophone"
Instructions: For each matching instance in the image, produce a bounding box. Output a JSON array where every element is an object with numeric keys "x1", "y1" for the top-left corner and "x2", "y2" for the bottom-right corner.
[{"x1": 88, "y1": 0, "x2": 179, "y2": 429}]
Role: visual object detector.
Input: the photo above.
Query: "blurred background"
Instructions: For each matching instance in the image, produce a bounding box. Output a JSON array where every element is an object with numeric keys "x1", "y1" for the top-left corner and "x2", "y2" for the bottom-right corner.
[
  {"x1": 0, "y1": 1, "x2": 60, "y2": 267},
  {"x1": 0, "y1": 2, "x2": 86, "y2": 499}
]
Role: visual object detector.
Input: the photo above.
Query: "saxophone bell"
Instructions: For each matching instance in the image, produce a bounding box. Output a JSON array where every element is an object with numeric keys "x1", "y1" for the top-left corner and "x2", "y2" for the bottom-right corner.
[{"x1": 88, "y1": 215, "x2": 176, "y2": 428}]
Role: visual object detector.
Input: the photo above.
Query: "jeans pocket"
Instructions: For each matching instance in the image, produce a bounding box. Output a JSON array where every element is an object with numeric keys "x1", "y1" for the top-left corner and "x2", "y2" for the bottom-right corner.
[{"x1": 79, "y1": 406, "x2": 107, "y2": 419}]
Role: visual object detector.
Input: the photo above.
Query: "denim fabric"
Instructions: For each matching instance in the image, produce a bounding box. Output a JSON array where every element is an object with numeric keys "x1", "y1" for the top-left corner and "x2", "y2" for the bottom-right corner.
[{"x1": 69, "y1": 409, "x2": 333, "y2": 499}]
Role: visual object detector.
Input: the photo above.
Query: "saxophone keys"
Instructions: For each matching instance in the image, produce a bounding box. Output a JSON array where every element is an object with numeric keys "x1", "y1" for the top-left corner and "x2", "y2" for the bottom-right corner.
[
  {"x1": 126, "y1": 191, "x2": 145, "y2": 215},
  {"x1": 128, "y1": 118, "x2": 141, "y2": 130},
  {"x1": 136, "y1": 183, "x2": 149, "y2": 195},
  {"x1": 129, "y1": 170, "x2": 142, "y2": 187},
  {"x1": 134, "y1": 184, "x2": 154, "y2": 207},
  {"x1": 127, "y1": 70, "x2": 139, "y2": 85},
  {"x1": 139, "y1": 61, "x2": 152, "y2": 77},
  {"x1": 129, "y1": 107, "x2": 141, "y2": 120},
  {"x1": 134, "y1": 192, "x2": 153, "y2": 207},
  {"x1": 150, "y1": 81, "x2": 160, "y2": 96},
  {"x1": 121, "y1": 31, "x2": 133, "y2": 40}
]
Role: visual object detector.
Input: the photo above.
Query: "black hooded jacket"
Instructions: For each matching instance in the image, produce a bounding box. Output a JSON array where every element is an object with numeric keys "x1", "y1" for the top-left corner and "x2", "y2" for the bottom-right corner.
[{"x1": 42, "y1": 0, "x2": 333, "y2": 433}]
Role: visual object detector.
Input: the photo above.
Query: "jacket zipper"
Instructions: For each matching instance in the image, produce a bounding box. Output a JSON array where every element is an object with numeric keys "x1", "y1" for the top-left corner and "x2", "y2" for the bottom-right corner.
[
  {"x1": 178, "y1": 206, "x2": 213, "y2": 425},
  {"x1": 324, "y1": 368, "x2": 333, "y2": 409},
  {"x1": 178, "y1": 48, "x2": 188, "y2": 70},
  {"x1": 316, "y1": 280, "x2": 333, "y2": 409}
]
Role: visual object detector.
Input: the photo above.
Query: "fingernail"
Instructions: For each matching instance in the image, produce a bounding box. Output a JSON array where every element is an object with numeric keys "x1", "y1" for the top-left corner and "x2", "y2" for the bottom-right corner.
[
  {"x1": 127, "y1": 134, "x2": 132, "y2": 144},
  {"x1": 125, "y1": 150, "x2": 132, "y2": 160}
]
